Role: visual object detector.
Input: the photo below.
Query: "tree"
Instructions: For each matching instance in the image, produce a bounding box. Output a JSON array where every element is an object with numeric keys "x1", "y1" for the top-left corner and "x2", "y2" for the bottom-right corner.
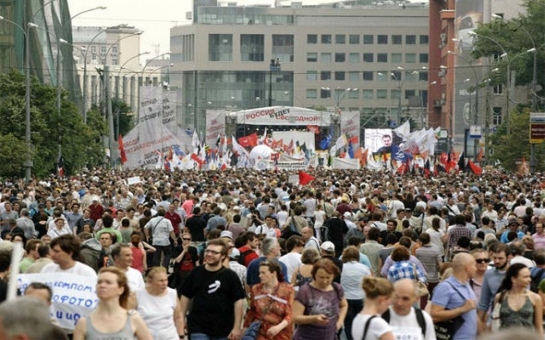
[
  {"x1": 489, "y1": 106, "x2": 545, "y2": 171},
  {"x1": 0, "y1": 70, "x2": 108, "y2": 177},
  {"x1": 471, "y1": 0, "x2": 545, "y2": 102}
]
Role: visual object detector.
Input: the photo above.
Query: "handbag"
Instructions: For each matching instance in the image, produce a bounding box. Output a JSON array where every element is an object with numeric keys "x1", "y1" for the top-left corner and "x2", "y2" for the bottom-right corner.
[
  {"x1": 491, "y1": 290, "x2": 507, "y2": 332},
  {"x1": 434, "y1": 281, "x2": 466, "y2": 340},
  {"x1": 412, "y1": 265, "x2": 429, "y2": 297}
]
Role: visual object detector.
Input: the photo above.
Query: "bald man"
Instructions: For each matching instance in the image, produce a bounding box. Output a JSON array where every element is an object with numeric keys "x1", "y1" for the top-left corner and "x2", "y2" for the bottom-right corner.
[
  {"x1": 381, "y1": 279, "x2": 436, "y2": 340},
  {"x1": 430, "y1": 253, "x2": 478, "y2": 340}
]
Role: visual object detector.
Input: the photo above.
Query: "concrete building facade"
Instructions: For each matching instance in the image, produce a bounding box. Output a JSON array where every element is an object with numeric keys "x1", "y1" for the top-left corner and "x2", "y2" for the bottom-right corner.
[{"x1": 171, "y1": 1, "x2": 430, "y2": 137}]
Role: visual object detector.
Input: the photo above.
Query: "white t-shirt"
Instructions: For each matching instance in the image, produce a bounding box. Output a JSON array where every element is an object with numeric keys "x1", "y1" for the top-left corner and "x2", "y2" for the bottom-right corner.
[
  {"x1": 387, "y1": 307, "x2": 436, "y2": 340},
  {"x1": 41, "y1": 261, "x2": 97, "y2": 278},
  {"x1": 279, "y1": 252, "x2": 302, "y2": 281},
  {"x1": 135, "y1": 287, "x2": 178, "y2": 340},
  {"x1": 125, "y1": 267, "x2": 145, "y2": 292},
  {"x1": 352, "y1": 314, "x2": 392, "y2": 340}
]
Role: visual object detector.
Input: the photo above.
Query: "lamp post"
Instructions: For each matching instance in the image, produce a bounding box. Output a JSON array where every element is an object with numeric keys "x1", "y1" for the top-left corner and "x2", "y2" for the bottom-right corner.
[
  {"x1": 269, "y1": 58, "x2": 281, "y2": 107},
  {"x1": 25, "y1": 23, "x2": 38, "y2": 180},
  {"x1": 320, "y1": 87, "x2": 358, "y2": 113}
]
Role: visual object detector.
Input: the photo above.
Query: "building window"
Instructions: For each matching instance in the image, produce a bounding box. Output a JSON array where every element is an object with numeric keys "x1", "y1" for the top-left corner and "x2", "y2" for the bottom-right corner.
[
  {"x1": 363, "y1": 90, "x2": 373, "y2": 99},
  {"x1": 111, "y1": 46, "x2": 118, "y2": 54},
  {"x1": 405, "y1": 89, "x2": 416, "y2": 99},
  {"x1": 419, "y1": 53, "x2": 429, "y2": 63},
  {"x1": 349, "y1": 71, "x2": 359, "y2": 82},
  {"x1": 307, "y1": 34, "x2": 317, "y2": 44},
  {"x1": 377, "y1": 89, "x2": 387, "y2": 99},
  {"x1": 363, "y1": 71, "x2": 373, "y2": 81},
  {"x1": 348, "y1": 90, "x2": 359, "y2": 99},
  {"x1": 377, "y1": 71, "x2": 387, "y2": 82},
  {"x1": 321, "y1": 53, "x2": 332, "y2": 63},
  {"x1": 494, "y1": 84, "x2": 503, "y2": 94},
  {"x1": 419, "y1": 71, "x2": 428, "y2": 81},
  {"x1": 240, "y1": 34, "x2": 264, "y2": 61},
  {"x1": 391, "y1": 89, "x2": 400, "y2": 100},
  {"x1": 363, "y1": 53, "x2": 374, "y2": 62},
  {"x1": 405, "y1": 72, "x2": 417, "y2": 82},
  {"x1": 493, "y1": 107, "x2": 502, "y2": 125},
  {"x1": 112, "y1": 58, "x2": 118, "y2": 65},
  {"x1": 392, "y1": 35, "x2": 402, "y2": 44},
  {"x1": 100, "y1": 46, "x2": 106, "y2": 54},
  {"x1": 406, "y1": 35, "x2": 417, "y2": 44},
  {"x1": 335, "y1": 53, "x2": 346, "y2": 62},
  {"x1": 91, "y1": 46, "x2": 96, "y2": 53},
  {"x1": 349, "y1": 34, "x2": 360, "y2": 44},
  {"x1": 377, "y1": 35, "x2": 388, "y2": 44},
  {"x1": 306, "y1": 52, "x2": 317, "y2": 62},
  {"x1": 321, "y1": 34, "x2": 332, "y2": 44},
  {"x1": 335, "y1": 34, "x2": 346, "y2": 44},
  {"x1": 306, "y1": 89, "x2": 317, "y2": 99},
  {"x1": 391, "y1": 71, "x2": 402, "y2": 81},
  {"x1": 321, "y1": 71, "x2": 331, "y2": 80},
  {"x1": 272, "y1": 34, "x2": 294, "y2": 63},
  {"x1": 363, "y1": 34, "x2": 374, "y2": 44},
  {"x1": 349, "y1": 53, "x2": 359, "y2": 63},
  {"x1": 405, "y1": 53, "x2": 416, "y2": 63},
  {"x1": 334, "y1": 71, "x2": 345, "y2": 80},
  {"x1": 377, "y1": 53, "x2": 388, "y2": 63},
  {"x1": 209, "y1": 34, "x2": 233, "y2": 61},
  {"x1": 306, "y1": 71, "x2": 317, "y2": 81},
  {"x1": 392, "y1": 53, "x2": 402, "y2": 63},
  {"x1": 420, "y1": 35, "x2": 429, "y2": 44},
  {"x1": 321, "y1": 88, "x2": 331, "y2": 98}
]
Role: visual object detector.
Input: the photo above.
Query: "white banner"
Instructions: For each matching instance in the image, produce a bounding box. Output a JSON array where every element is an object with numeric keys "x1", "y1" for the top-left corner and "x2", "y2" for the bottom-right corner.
[
  {"x1": 205, "y1": 110, "x2": 226, "y2": 147},
  {"x1": 332, "y1": 157, "x2": 360, "y2": 169},
  {"x1": 272, "y1": 131, "x2": 316, "y2": 151},
  {"x1": 341, "y1": 111, "x2": 360, "y2": 145},
  {"x1": 233, "y1": 106, "x2": 331, "y2": 126},
  {"x1": 17, "y1": 273, "x2": 97, "y2": 330}
]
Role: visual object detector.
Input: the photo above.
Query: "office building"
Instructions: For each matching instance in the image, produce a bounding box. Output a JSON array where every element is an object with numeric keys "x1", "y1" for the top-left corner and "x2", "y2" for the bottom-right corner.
[{"x1": 171, "y1": 0, "x2": 430, "y2": 136}]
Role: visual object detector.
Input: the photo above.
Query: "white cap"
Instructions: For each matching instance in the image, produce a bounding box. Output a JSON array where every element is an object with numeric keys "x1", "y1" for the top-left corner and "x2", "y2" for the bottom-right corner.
[{"x1": 320, "y1": 241, "x2": 335, "y2": 252}]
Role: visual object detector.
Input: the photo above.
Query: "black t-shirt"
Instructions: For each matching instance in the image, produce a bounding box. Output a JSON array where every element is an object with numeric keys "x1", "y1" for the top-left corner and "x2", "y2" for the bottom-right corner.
[
  {"x1": 182, "y1": 266, "x2": 246, "y2": 337},
  {"x1": 185, "y1": 216, "x2": 206, "y2": 241}
]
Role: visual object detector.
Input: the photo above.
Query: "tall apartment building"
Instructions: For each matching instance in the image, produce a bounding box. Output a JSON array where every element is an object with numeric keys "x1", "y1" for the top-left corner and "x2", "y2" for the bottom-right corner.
[
  {"x1": 0, "y1": 0, "x2": 80, "y2": 102},
  {"x1": 170, "y1": 0, "x2": 430, "y2": 136},
  {"x1": 428, "y1": 0, "x2": 526, "y2": 156}
]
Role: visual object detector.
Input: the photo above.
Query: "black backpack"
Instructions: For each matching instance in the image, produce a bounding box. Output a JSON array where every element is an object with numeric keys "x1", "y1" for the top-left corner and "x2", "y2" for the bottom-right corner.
[
  {"x1": 530, "y1": 268, "x2": 545, "y2": 293},
  {"x1": 382, "y1": 307, "x2": 426, "y2": 337},
  {"x1": 238, "y1": 249, "x2": 254, "y2": 266}
]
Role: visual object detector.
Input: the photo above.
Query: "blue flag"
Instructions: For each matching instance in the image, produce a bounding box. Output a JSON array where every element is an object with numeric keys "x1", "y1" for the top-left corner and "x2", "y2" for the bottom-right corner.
[
  {"x1": 348, "y1": 142, "x2": 354, "y2": 158},
  {"x1": 319, "y1": 134, "x2": 332, "y2": 150}
]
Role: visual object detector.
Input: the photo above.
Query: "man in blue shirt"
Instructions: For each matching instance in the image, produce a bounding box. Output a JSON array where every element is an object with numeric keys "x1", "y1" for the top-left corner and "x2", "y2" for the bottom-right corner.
[{"x1": 430, "y1": 253, "x2": 478, "y2": 340}]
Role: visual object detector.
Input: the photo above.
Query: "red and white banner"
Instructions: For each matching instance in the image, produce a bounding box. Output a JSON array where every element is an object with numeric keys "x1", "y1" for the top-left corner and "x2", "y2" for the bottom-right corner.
[
  {"x1": 205, "y1": 110, "x2": 225, "y2": 147},
  {"x1": 232, "y1": 106, "x2": 331, "y2": 126},
  {"x1": 341, "y1": 111, "x2": 360, "y2": 145}
]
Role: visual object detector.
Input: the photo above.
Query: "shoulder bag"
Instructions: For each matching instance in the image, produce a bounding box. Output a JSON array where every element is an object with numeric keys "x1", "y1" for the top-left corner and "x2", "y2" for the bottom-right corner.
[
  {"x1": 434, "y1": 281, "x2": 466, "y2": 340},
  {"x1": 412, "y1": 264, "x2": 429, "y2": 297},
  {"x1": 242, "y1": 285, "x2": 279, "y2": 340}
]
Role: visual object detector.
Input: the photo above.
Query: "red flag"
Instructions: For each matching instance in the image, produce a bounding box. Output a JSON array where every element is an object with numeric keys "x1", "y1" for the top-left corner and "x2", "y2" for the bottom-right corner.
[
  {"x1": 191, "y1": 153, "x2": 204, "y2": 166},
  {"x1": 396, "y1": 162, "x2": 407, "y2": 175},
  {"x1": 476, "y1": 148, "x2": 483, "y2": 163},
  {"x1": 424, "y1": 159, "x2": 431, "y2": 178},
  {"x1": 284, "y1": 140, "x2": 294, "y2": 154},
  {"x1": 361, "y1": 148, "x2": 368, "y2": 167},
  {"x1": 118, "y1": 134, "x2": 128, "y2": 164},
  {"x1": 237, "y1": 133, "x2": 258, "y2": 148},
  {"x1": 468, "y1": 160, "x2": 482, "y2": 175},
  {"x1": 440, "y1": 152, "x2": 448, "y2": 166},
  {"x1": 298, "y1": 170, "x2": 315, "y2": 185},
  {"x1": 247, "y1": 132, "x2": 258, "y2": 147},
  {"x1": 348, "y1": 136, "x2": 359, "y2": 144}
]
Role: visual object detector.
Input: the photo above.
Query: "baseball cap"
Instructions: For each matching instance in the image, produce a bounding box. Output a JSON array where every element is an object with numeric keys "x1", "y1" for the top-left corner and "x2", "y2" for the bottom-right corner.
[
  {"x1": 358, "y1": 216, "x2": 369, "y2": 222},
  {"x1": 229, "y1": 248, "x2": 240, "y2": 259},
  {"x1": 320, "y1": 241, "x2": 335, "y2": 252},
  {"x1": 343, "y1": 212, "x2": 352, "y2": 218},
  {"x1": 220, "y1": 230, "x2": 233, "y2": 239}
]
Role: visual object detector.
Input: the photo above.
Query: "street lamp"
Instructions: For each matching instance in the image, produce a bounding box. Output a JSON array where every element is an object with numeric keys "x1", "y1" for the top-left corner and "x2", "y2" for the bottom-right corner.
[
  {"x1": 321, "y1": 87, "x2": 358, "y2": 112},
  {"x1": 269, "y1": 58, "x2": 281, "y2": 107}
]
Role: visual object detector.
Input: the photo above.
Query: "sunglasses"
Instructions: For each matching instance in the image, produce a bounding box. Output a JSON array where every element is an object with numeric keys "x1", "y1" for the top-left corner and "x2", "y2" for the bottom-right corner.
[
  {"x1": 476, "y1": 259, "x2": 489, "y2": 264},
  {"x1": 182, "y1": 238, "x2": 191, "y2": 241}
]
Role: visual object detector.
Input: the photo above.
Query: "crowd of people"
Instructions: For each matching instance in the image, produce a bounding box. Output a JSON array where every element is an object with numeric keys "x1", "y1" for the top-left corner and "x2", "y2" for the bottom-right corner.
[{"x1": 0, "y1": 167, "x2": 544, "y2": 340}]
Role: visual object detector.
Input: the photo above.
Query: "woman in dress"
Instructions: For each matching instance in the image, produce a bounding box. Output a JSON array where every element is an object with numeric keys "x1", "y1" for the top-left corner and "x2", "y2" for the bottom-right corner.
[
  {"x1": 293, "y1": 259, "x2": 348, "y2": 340},
  {"x1": 73, "y1": 267, "x2": 152, "y2": 340},
  {"x1": 244, "y1": 259, "x2": 294, "y2": 340},
  {"x1": 351, "y1": 276, "x2": 395, "y2": 340},
  {"x1": 494, "y1": 263, "x2": 543, "y2": 336},
  {"x1": 135, "y1": 267, "x2": 184, "y2": 340},
  {"x1": 130, "y1": 233, "x2": 147, "y2": 274}
]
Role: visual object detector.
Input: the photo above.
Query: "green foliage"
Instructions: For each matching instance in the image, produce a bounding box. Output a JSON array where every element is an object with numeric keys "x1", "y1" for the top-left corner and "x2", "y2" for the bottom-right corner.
[
  {"x1": 489, "y1": 107, "x2": 545, "y2": 171},
  {"x1": 111, "y1": 98, "x2": 134, "y2": 137},
  {"x1": 0, "y1": 134, "x2": 30, "y2": 177},
  {"x1": 0, "y1": 70, "x2": 108, "y2": 177},
  {"x1": 471, "y1": 0, "x2": 545, "y2": 95}
]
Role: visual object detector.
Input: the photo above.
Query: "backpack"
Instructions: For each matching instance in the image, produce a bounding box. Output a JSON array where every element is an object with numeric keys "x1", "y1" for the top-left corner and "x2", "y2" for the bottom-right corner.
[
  {"x1": 530, "y1": 268, "x2": 545, "y2": 293},
  {"x1": 238, "y1": 249, "x2": 254, "y2": 266},
  {"x1": 382, "y1": 307, "x2": 426, "y2": 338}
]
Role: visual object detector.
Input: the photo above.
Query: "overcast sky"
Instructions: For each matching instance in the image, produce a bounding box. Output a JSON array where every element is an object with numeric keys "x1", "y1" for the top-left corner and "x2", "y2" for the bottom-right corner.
[{"x1": 67, "y1": 0, "x2": 340, "y2": 61}]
